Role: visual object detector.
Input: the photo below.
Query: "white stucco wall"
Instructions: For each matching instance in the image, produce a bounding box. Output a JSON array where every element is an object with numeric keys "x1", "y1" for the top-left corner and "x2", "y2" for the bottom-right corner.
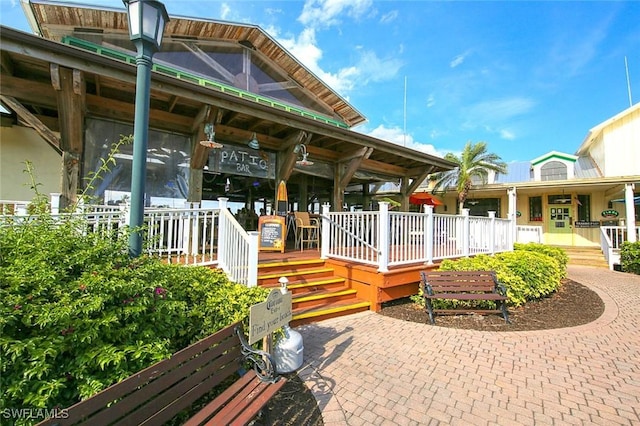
[{"x1": 0, "y1": 125, "x2": 61, "y2": 201}]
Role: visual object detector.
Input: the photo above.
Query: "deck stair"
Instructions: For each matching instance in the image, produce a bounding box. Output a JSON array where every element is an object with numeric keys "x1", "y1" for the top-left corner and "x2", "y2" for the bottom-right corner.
[
  {"x1": 257, "y1": 258, "x2": 369, "y2": 326},
  {"x1": 555, "y1": 246, "x2": 609, "y2": 268}
]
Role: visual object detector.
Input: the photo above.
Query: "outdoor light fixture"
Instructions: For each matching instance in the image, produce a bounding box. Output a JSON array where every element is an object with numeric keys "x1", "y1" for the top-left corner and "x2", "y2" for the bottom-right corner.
[
  {"x1": 294, "y1": 143, "x2": 313, "y2": 166},
  {"x1": 248, "y1": 132, "x2": 260, "y2": 150},
  {"x1": 199, "y1": 123, "x2": 223, "y2": 148},
  {"x1": 123, "y1": 0, "x2": 169, "y2": 257},
  {"x1": 123, "y1": 0, "x2": 168, "y2": 50}
]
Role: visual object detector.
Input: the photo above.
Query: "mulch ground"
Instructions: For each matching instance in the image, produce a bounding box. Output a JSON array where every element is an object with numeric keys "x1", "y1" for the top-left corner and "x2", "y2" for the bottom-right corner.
[{"x1": 260, "y1": 279, "x2": 604, "y2": 424}]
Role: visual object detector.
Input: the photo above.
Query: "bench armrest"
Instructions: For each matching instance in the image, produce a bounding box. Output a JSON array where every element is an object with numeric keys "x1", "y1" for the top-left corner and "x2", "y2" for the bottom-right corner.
[{"x1": 234, "y1": 326, "x2": 279, "y2": 384}]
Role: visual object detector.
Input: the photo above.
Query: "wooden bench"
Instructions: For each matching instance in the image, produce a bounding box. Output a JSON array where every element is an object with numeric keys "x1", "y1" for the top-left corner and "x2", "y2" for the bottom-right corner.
[
  {"x1": 38, "y1": 322, "x2": 286, "y2": 426},
  {"x1": 420, "y1": 270, "x2": 510, "y2": 325}
]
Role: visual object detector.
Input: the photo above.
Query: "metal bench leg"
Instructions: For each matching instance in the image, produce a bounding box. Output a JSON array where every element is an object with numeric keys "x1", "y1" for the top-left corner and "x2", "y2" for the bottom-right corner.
[
  {"x1": 501, "y1": 301, "x2": 510, "y2": 324},
  {"x1": 424, "y1": 298, "x2": 436, "y2": 325}
]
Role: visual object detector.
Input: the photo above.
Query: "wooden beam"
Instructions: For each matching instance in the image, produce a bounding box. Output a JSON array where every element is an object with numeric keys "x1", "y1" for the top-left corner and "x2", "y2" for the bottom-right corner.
[
  {"x1": 277, "y1": 131, "x2": 306, "y2": 182},
  {"x1": 338, "y1": 147, "x2": 371, "y2": 163},
  {"x1": 0, "y1": 95, "x2": 61, "y2": 153},
  {"x1": 340, "y1": 147, "x2": 373, "y2": 188},
  {"x1": 182, "y1": 42, "x2": 235, "y2": 82},
  {"x1": 333, "y1": 162, "x2": 344, "y2": 212},
  {"x1": 51, "y1": 65, "x2": 85, "y2": 153},
  {"x1": 85, "y1": 94, "x2": 192, "y2": 133},
  {"x1": 0, "y1": 75, "x2": 57, "y2": 108},
  {"x1": 0, "y1": 51, "x2": 14, "y2": 74}
]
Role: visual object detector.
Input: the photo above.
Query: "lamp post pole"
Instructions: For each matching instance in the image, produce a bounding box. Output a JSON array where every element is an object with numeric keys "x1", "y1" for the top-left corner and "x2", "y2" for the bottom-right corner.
[
  {"x1": 129, "y1": 42, "x2": 154, "y2": 256},
  {"x1": 123, "y1": 0, "x2": 169, "y2": 257}
]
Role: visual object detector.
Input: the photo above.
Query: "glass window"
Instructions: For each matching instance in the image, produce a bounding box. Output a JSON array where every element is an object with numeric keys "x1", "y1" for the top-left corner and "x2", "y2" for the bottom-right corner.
[
  {"x1": 463, "y1": 198, "x2": 501, "y2": 217},
  {"x1": 529, "y1": 196, "x2": 542, "y2": 221},
  {"x1": 541, "y1": 161, "x2": 567, "y2": 181},
  {"x1": 83, "y1": 118, "x2": 191, "y2": 207},
  {"x1": 577, "y1": 194, "x2": 591, "y2": 221}
]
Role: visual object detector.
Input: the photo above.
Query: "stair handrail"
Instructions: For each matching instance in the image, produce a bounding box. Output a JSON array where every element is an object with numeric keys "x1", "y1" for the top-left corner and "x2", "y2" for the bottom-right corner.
[{"x1": 600, "y1": 226, "x2": 615, "y2": 270}]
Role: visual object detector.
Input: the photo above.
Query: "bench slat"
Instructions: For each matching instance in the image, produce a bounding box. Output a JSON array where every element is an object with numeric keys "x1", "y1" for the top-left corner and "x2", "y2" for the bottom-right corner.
[
  {"x1": 46, "y1": 324, "x2": 240, "y2": 425},
  {"x1": 425, "y1": 293, "x2": 507, "y2": 301},
  {"x1": 212, "y1": 375, "x2": 287, "y2": 426}
]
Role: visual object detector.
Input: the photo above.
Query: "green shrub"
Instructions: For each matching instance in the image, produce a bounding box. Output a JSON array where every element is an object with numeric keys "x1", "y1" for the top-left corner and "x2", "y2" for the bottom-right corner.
[
  {"x1": 514, "y1": 242, "x2": 568, "y2": 278},
  {"x1": 621, "y1": 241, "x2": 640, "y2": 275},
  {"x1": 0, "y1": 212, "x2": 268, "y2": 416}
]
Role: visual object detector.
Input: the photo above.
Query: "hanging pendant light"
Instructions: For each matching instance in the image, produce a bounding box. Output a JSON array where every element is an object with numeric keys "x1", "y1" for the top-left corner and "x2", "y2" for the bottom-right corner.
[
  {"x1": 200, "y1": 123, "x2": 223, "y2": 148},
  {"x1": 294, "y1": 144, "x2": 314, "y2": 166},
  {"x1": 247, "y1": 132, "x2": 260, "y2": 150}
]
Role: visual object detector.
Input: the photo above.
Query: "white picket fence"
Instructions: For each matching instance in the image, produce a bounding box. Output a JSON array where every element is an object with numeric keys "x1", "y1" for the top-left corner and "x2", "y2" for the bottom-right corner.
[
  {"x1": 320, "y1": 203, "x2": 516, "y2": 272},
  {"x1": 2, "y1": 196, "x2": 545, "y2": 285}
]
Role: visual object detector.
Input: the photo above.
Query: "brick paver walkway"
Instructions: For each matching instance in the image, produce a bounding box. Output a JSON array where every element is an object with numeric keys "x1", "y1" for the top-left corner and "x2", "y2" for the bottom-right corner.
[{"x1": 296, "y1": 266, "x2": 640, "y2": 425}]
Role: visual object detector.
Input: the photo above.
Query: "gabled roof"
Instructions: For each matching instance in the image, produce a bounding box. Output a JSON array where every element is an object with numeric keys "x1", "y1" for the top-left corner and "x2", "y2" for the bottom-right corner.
[
  {"x1": 530, "y1": 151, "x2": 578, "y2": 166},
  {"x1": 21, "y1": 0, "x2": 367, "y2": 127},
  {"x1": 576, "y1": 102, "x2": 640, "y2": 156}
]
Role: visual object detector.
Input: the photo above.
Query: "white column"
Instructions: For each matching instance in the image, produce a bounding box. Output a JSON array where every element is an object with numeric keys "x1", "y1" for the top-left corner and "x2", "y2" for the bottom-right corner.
[
  {"x1": 378, "y1": 202, "x2": 389, "y2": 272},
  {"x1": 247, "y1": 231, "x2": 259, "y2": 287},
  {"x1": 321, "y1": 203, "x2": 330, "y2": 260},
  {"x1": 462, "y1": 208, "x2": 470, "y2": 257},
  {"x1": 625, "y1": 183, "x2": 637, "y2": 243},
  {"x1": 424, "y1": 204, "x2": 434, "y2": 264},
  {"x1": 488, "y1": 211, "x2": 496, "y2": 255},
  {"x1": 50, "y1": 193, "x2": 61, "y2": 215},
  {"x1": 217, "y1": 197, "x2": 229, "y2": 270},
  {"x1": 508, "y1": 187, "x2": 517, "y2": 249}
]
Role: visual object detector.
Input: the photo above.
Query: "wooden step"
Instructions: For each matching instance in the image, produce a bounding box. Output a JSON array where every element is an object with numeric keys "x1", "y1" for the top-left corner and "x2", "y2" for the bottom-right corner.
[
  {"x1": 291, "y1": 299, "x2": 370, "y2": 326},
  {"x1": 292, "y1": 288, "x2": 357, "y2": 309},
  {"x1": 260, "y1": 276, "x2": 347, "y2": 295},
  {"x1": 257, "y1": 255, "x2": 371, "y2": 325},
  {"x1": 258, "y1": 267, "x2": 336, "y2": 286},
  {"x1": 257, "y1": 258, "x2": 325, "y2": 272}
]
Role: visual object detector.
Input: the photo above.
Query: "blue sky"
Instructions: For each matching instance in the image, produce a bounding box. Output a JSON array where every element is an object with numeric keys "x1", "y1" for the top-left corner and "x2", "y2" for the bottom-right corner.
[{"x1": 1, "y1": 0, "x2": 638, "y2": 163}]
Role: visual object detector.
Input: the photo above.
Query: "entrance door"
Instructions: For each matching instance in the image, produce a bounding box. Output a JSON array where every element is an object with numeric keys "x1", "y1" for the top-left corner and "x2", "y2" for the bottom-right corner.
[{"x1": 548, "y1": 206, "x2": 572, "y2": 245}]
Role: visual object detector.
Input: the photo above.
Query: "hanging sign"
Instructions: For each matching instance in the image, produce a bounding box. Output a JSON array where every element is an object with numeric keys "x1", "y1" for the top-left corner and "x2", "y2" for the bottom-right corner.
[
  {"x1": 601, "y1": 209, "x2": 619, "y2": 218},
  {"x1": 249, "y1": 289, "x2": 292, "y2": 344},
  {"x1": 208, "y1": 145, "x2": 275, "y2": 178},
  {"x1": 258, "y1": 215, "x2": 286, "y2": 253}
]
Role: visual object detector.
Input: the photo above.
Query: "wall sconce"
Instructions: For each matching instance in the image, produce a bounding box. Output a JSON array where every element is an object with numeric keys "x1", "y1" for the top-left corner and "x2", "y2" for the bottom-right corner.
[
  {"x1": 248, "y1": 132, "x2": 260, "y2": 150},
  {"x1": 199, "y1": 123, "x2": 223, "y2": 148},
  {"x1": 294, "y1": 144, "x2": 313, "y2": 166}
]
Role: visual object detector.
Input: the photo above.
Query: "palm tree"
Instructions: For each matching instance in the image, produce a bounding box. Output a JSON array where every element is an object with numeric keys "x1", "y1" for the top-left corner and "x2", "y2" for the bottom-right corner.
[{"x1": 431, "y1": 141, "x2": 507, "y2": 212}]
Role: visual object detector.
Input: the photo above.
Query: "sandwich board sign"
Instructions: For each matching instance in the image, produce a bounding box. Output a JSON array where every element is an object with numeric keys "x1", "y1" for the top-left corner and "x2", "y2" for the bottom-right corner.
[{"x1": 248, "y1": 289, "x2": 292, "y2": 344}]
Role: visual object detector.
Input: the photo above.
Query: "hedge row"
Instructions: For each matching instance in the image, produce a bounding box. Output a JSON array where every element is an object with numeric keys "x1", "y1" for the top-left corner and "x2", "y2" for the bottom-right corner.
[{"x1": 621, "y1": 241, "x2": 640, "y2": 275}]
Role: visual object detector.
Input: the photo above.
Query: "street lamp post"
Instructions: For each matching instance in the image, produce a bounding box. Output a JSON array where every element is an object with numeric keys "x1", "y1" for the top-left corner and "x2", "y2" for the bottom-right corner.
[{"x1": 123, "y1": 0, "x2": 169, "y2": 256}]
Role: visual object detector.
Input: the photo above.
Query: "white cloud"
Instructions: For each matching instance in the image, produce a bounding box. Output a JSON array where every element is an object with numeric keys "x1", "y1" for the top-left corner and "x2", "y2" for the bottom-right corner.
[
  {"x1": 426, "y1": 94, "x2": 435, "y2": 108},
  {"x1": 299, "y1": 0, "x2": 373, "y2": 29},
  {"x1": 380, "y1": 10, "x2": 398, "y2": 24},
  {"x1": 467, "y1": 97, "x2": 535, "y2": 123},
  {"x1": 450, "y1": 55, "x2": 465, "y2": 68},
  {"x1": 500, "y1": 129, "x2": 516, "y2": 140},
  {"x1": 356, "y1": 124, "x2": 446, "y2": 158},
  {"x1": 220, "y1": 3, "x2": 231, "y2": 20},
  {"x1": 275, "y1": 27, "x2": 400, "y2": 94}
]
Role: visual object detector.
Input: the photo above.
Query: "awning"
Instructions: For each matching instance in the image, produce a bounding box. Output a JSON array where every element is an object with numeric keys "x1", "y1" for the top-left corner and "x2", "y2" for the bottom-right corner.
[{"x1": 611, "y1": 196, "x2": 640, "y2": 205}]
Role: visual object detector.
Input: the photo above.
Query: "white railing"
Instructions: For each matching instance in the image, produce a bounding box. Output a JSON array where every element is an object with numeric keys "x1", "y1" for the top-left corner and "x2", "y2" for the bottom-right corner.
[
  {"x1": 0, "y1": 196, "x2": 258, "y2": 287},
  {"x1": 516, "y1": 225, "x2": 543, "y2": 244},
  {"x1": 215, "y1": 204, "x2": 258, "y2": 287},
  {"x1": 600, "y1": 226, "x2": 640, "y2": 270},
  {"x1": 320, "y1": 209, "x2": 380, "y2": 267},
  {"x1": 320, "y1": 204, "x2": 515, "y2": 272}
]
